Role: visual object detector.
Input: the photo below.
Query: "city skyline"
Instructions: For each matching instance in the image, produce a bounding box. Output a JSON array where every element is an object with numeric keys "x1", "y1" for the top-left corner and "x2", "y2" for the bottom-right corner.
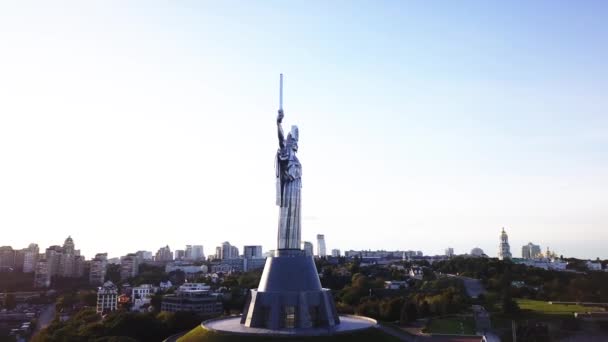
[{"x1": 1, "y1": 2, "x2": 607, "y2": 259}]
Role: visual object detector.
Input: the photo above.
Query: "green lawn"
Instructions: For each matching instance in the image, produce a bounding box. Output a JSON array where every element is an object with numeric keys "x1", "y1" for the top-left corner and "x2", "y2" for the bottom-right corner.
[
  {"x1": 516, "y1": 299, "x2": 604, "y2": 316},
  {"x1": 177, "y1": 325, "x2": 401, "y2": 342},
  {"x1": 423, "y1": 317, "x2": 476, "y2": 335}
]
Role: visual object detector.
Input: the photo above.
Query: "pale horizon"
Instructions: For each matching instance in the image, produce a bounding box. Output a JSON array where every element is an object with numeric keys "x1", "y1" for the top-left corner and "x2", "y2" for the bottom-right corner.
[{"x1": 1, "y1": 2, "x2": 607, "y2": 260}]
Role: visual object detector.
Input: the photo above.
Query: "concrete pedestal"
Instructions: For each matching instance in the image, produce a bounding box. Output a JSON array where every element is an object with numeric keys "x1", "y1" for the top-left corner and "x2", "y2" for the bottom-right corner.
[{"x1": 240, "y1": 249, "x2": 340, "y2": 330}]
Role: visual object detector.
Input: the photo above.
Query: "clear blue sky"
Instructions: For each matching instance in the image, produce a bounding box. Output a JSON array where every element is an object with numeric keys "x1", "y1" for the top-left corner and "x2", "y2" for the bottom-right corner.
[{"x1": 0, "y1": 1, "x2": 606, "y2": 259}]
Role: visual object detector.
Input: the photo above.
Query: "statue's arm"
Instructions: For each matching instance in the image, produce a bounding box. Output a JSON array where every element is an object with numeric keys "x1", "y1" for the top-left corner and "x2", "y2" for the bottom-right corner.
[{"x1": 277, "y1": 109, "x2": 285, "y2": 149}]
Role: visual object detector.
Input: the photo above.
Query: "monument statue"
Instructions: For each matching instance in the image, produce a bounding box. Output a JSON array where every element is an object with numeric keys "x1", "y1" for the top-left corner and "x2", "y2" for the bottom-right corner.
[
  {"x1": 187, "y1": 74, "x2": 377, "y2": 337},
  {"x1": 237, "y1": 74, "x2": 340, "y2": 330},
  {"x1": 275, "y1": 108, "x2": 302, "y2": 250}
]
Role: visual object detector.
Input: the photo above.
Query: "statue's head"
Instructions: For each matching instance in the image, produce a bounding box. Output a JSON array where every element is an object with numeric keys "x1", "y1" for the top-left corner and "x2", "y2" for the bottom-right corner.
[{"x1": 286, "y1": 125, "x2": 299, "y2": 152}]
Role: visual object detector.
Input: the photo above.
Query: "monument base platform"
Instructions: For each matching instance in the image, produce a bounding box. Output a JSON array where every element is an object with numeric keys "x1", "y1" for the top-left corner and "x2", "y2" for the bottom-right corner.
[
  {"x1": 176, "y1": 316, "x2": 397, "y2": 342},
  {"x1": 205, "y1": 315, "x2": 376, "y2": 336}
]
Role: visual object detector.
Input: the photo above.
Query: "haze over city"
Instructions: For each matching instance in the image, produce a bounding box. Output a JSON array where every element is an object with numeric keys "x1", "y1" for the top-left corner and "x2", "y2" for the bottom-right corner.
[{"x1": 1, "y1": 1, "x2": 607, "y2": 259}]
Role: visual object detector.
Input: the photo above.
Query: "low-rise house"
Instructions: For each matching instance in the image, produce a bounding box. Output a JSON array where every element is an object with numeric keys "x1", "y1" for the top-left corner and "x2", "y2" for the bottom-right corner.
[
  {"x1": 409, "y1": 266, "x2": 423, "y2": 280},
  {"x1": 384, "y1": 280, "x2": 408, "y2": 290},
  {"x1": 132, "y1": 284, "x2": 154, "y2": 312},
  {"x1": 586, "y1": 261, "x2": 602, "y2": 271},
  {"x1": 159, "y1": 281, "x2": 173, "y2": 291}
]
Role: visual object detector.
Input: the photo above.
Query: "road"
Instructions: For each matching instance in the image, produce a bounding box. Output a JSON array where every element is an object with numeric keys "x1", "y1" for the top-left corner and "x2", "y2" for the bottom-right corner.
[
  {"x1": 458, "y1": 276, "x2": 485, "y2": 299},
  {"x1": 35, "y1": 305, "x2": 55, "y2": 332}
]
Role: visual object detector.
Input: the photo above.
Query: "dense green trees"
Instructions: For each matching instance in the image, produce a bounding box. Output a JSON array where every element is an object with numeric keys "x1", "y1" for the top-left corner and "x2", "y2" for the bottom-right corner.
[
  {"x1": 432, "y1": 256, "x2": 608, "y2": 302},
  {"x1": 31, "y1": 309, "x2": 203, "y2": 342}
]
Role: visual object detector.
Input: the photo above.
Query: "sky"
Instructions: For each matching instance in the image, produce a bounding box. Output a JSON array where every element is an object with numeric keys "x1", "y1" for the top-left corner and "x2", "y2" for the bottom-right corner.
[{"x1": 0, "y1": 1, "x2": 607, "y2": 260}]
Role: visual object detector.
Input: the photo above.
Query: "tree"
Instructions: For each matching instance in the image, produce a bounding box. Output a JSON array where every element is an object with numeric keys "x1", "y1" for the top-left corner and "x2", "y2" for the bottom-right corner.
[
  {"x1": 79, "y1": 290, "x2": 98, "y2": 307},
  {"x1": 150, "y1": 293, "x2": 163, "y2": 312},
  {"x1": 105, "y1": 264, "x2": 121, "y2": 284},
  {"x1": 501, "y1": 290, "x2": 520, "y2": 315},
  {"x1": 380, "y1": 297, "x2": 404, "y2": 321},
  {"x1": 400, "y1": 302, "x2": 417, "y2": 324},
  {"x1": 419, "y1": 300, "x2": 431, "y2": 317},
  {"x1": 4, "y1": 293, "x2": 16, "y2": 310}
]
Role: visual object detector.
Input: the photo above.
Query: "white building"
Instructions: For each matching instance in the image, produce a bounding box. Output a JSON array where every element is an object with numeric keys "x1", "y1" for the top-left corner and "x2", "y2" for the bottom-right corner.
[
  {"x1": 178, "y1": 283, "x2": 211, "y2": 294},
  {"x1": 96, "y1": 281, "x2": 118, "y2": 314},
  {"x1": 498, "y1": 227, "x2": 512, "y2": 260},
  {"x1": 518, "y1": 258, "x2": 567, "y2": 271},
  {"x1": 316, "y1": 234, "x2": 326, "y2": 257},
  {"x1": 409, "y1": 266, "x2": 423, "y2": 280},
  {"x1": 331, "y1": 249, "x2": 341, "y2": 257},
  {"x1": 384, "y1": 281, "x2": 408, "y2": 290},
  {"x1": 586, "y1": 261, "x2": 603, "y2": 271},
  {"x1": 159, "y1": 281, "x2": 173, "y2": 291},
  {"x1": 131, "y1": 284, "x2": 154, "y2": 312}
]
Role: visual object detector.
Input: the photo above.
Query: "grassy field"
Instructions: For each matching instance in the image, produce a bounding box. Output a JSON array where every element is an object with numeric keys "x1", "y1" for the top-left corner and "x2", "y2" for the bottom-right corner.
[
  {"x1": 423, "y1": 317, "x2": 476, "y2": 335},
  {"x1": 177, "y1": 325, "x2": 402, "y2": 342},
  {"x1": 516, "y1": 299, "x2": 604, "y2": 316}
]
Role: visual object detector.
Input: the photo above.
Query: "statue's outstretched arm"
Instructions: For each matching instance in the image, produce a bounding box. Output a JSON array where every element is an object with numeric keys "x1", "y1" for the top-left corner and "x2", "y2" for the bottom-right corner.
[{"x1": 277, "y1": 109, "x2": 285, "y2": 149}]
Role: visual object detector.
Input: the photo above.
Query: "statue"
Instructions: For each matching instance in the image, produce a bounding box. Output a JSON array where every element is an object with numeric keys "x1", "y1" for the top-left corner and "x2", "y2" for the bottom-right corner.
[{"x1": 275, "y1": 75, "x2": 302, "y2": 250}]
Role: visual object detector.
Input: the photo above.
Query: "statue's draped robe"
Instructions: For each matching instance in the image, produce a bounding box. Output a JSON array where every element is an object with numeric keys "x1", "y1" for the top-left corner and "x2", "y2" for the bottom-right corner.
[{"x1": 276, "y1": 146, "x2": 302, "y2": 249}]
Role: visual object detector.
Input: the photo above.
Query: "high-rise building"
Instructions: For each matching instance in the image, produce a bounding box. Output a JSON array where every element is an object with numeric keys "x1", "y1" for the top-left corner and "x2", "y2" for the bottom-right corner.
[
  {"x1": 13, "y1": 249, "x2": 25, "y2": 272},
  {"x1": 0, "y1": 246, "x2": 16, "y2": 271},
  {"x1": 34, "y1": 259, "x2": 51, "y2": 288},
  {"x1": 231, "y1": 245, "x2": 239, "y2": 259},
  {"x1": 136, "y1": 251, "x2": 153, "y2": 260},
  {"x1": 120, "y1": 254, "x2": 140, "y2": 280},
  {"x1": 23, "y1": 243, "x2": 39, "y2": 273},
  {"x1": 331, "y1": 249, "x2": 341, "y2": 257},
  {"x1": 215, "y1": 246, "x2": 222, "y2": 260},
  {"x1": 190, "y1": 245, "x2": 204, "y2": 260},
  {"x1": 174, "y1": 250, "x2": 185, "y2": 260},
  {"x1": 316, "y1": 234, "x2": 326, "y2": 257},
  {"x1": 220, "y1": 242, "x2": 239, "y2": 260},
  {"x1": 243, "y1": 246, "x2": 263, "y2": 259},
  {"x1": 185, "y1": 245, "x2": 193, "y2": 260},
  {"x1": 155, "y1": 245, "x2": 173, "y2": 262},
  {"x1": 57, "y1": 236, "x2": 81, "y2": 277},
  {"x1": 90, "y1": 253, "x2": 108, "y2": 285},
  {"x1": 522, "y1": 243, "x2": 541, "y2": 259},
  {"x1": 498, "y1": 227, "x2": 512, "y2": 260},
  {"x1": 63, "y1": 236, "x2": 75, "y2": 254},
  {"x1": 445, "y1": 248, "x2": 455, "y2": 257},
  {"x1": 74, "y1": 255, "x2": 85, "y2": 277},
  {"x1": 96, "y1": 281, "x2": 118, "y2": 314},
  {"x1": 302, "y1": 241, "x2": 313, "y2": 256}
]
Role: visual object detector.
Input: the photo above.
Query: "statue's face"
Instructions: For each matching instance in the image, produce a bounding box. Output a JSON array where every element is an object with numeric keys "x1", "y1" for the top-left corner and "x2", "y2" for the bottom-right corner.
[{"x1": 292, "y1": 143, "x2": 298, "y2": 152}]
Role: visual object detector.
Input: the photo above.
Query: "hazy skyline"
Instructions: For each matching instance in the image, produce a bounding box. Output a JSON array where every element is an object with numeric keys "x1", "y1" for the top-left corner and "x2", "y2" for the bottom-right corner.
[{"x1": 1, "y1": 1, "x2": 607, "y2": 259}]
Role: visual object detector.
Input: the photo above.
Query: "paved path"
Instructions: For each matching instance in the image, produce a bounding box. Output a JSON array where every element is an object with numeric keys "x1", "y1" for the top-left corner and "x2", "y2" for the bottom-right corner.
[
  {"x1": 471, "y1": 305, "x2": 501, "y2": 342},
  {"x1": 377, "y1": 325, "x2": 418, "y2": 341}
]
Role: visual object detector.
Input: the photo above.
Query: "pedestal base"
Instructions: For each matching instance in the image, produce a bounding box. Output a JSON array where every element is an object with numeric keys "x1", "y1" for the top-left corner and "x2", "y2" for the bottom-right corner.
[{"x1": 239, "y1": 249, "x2": 340, "y2": 330}]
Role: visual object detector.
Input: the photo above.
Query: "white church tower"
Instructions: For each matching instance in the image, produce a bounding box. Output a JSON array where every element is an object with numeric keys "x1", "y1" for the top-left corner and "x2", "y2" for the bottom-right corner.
[{"x1": 498, "y1": 227, "x2": 512, "y2": 260}]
